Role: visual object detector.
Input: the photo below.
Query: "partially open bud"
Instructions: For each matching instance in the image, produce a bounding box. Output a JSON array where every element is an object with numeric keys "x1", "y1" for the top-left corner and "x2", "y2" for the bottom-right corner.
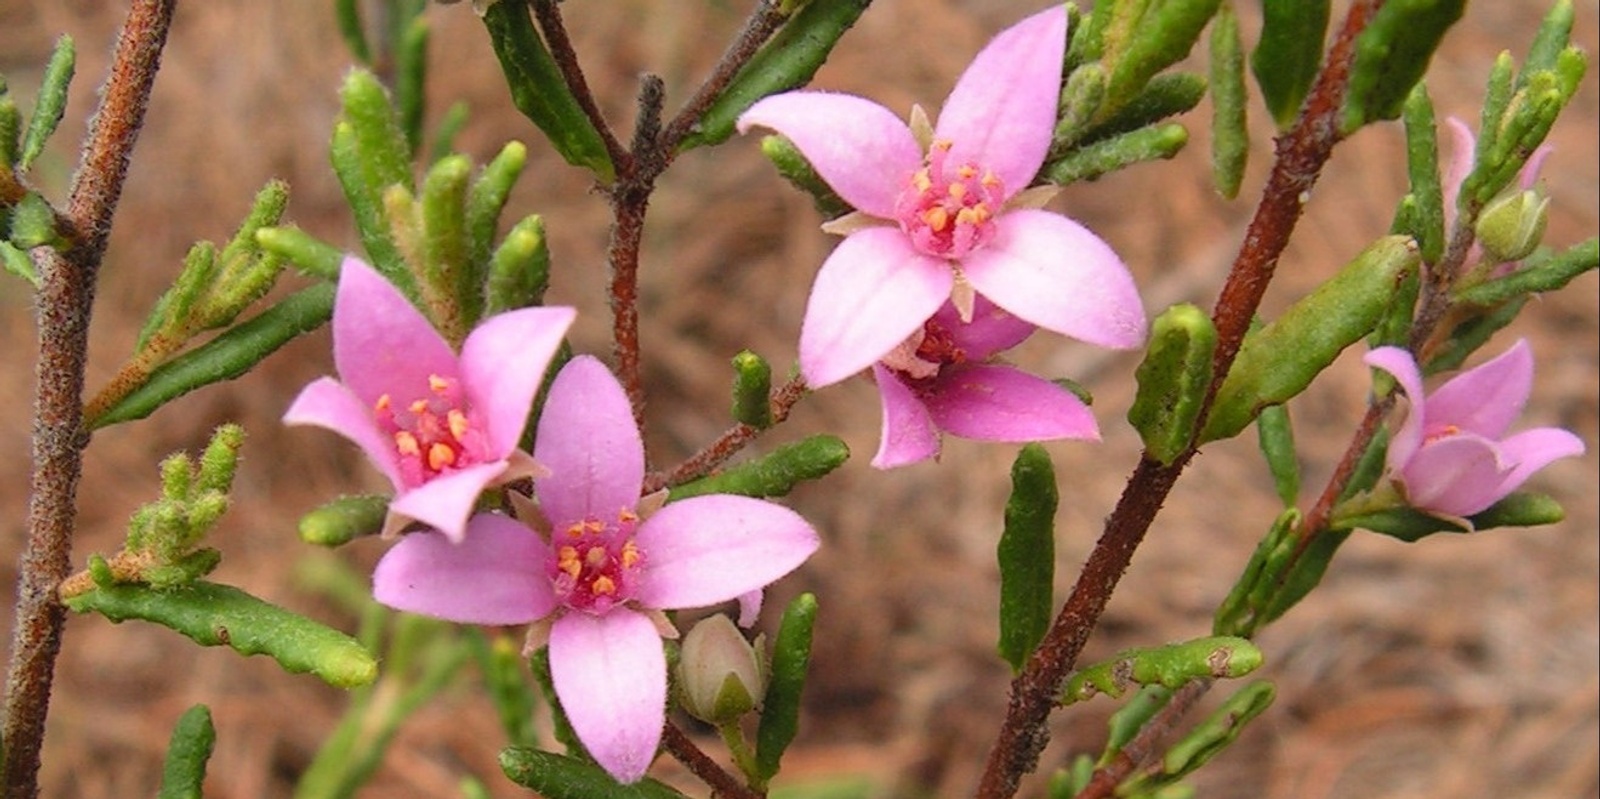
[
  {"x1": 677, "y1": 614, "x2": 765, "y2": 725},
  {"x1": 1476, "y1": 188, "x2": 1549, "y2": 264}
]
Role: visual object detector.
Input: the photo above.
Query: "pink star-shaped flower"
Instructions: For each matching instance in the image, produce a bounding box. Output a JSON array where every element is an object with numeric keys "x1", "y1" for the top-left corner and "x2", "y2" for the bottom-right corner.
[
  {"x1": 737, "y1": 5, "x2": 1146, "y2": 388},
  {"x1": 371, "y1": 356, "x2": 819, "y2": 782},
  {"x1": 284, "y1": 256, "x2": 575, "y2": 542}
]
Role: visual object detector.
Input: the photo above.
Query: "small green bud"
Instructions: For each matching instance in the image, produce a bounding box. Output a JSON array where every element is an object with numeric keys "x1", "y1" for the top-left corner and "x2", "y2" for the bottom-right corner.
[
  {"x1": 1475, "y1": 188, "x2": 1549, "y2": 264},
  {"x1": 677, "y1": 614, "x2": 764, "y2": 725}
]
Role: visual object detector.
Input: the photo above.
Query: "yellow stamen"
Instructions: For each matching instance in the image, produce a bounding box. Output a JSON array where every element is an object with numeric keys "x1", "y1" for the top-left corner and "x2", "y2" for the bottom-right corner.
[
  {"x1": 621, "y1": 542, "x2": 641, "y2": 568},
  {"x1": 394, "y1": 431, "x2": 421, "y2": 457},
  {"x1": 618, "y1": 508, "x2": 639, "y2": 523},
  {"x1": 591, "y1": 575, "x2": 617, "y2": 596},
  {"x1": 558, "y1": 546, "x2": 581, "y2": 578},
  {"x1": 948, "y1": 182, "x2": 968, "y2": 200},
  {"x1": 585, "y1": 547, "x2": 608, "y2": 568},
  {"x1": 447, "y1": 409, "x2": 470, "y2": 441},
  {"x1": 409, "y1": 399, "x2": 428, "y2": 415},
  {"x1": 912, "y1": 170, "x2": 933, "y2": 193},
  {"x1": 981, "y1": 171, "x2": 1001, "y2": 189},
  {"x1": 375, "y1": 394, "x2": 391, "y2": 413},
  {"x1": 428, "y1": 374, "x2": 450, "y2": 393},
  {"x1": 957, "y1": 164, "x2": 978, "y2": 180},
  {"x1": 427, "y1": 443, "x2": 457, "y2": 471},
  {"x1": 922, "y1": 206, "x2": 950, "y2": 232},
  {"x1": 565, "y1": 523, "x2": 585, "y2": 538}
]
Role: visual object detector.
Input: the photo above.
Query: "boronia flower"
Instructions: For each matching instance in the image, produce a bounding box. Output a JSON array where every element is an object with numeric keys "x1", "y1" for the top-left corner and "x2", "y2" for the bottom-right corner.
[
  {"x1": 737, "y1": 5, "x2": 1145, "y2": 389},
  {"x1": 284, "y1": 256, "x2": 574, "y2": 542},
  {"x1": 1364, "y1": 340, "x2": 1584, "y2": 518},
  {"x1": 372, "y1": 356, "x2": 820, "y2": 783},
  {"x1": 872, "y1": 296, "x2": 1097, "y2": 468},
  {"x1": 1441, "y1": 116, "x2": 1552, "y2": 273}
]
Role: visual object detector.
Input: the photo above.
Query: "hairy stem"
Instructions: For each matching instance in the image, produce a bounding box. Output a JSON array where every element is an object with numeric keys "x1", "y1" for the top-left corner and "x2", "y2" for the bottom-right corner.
[
  {"x1": 642, "y1": 374, "x2": 809, "y2": 494},
  {"x1": 529, "y1": 0, "x2": 628, "y2": 173},
  {"x1": 661, "y1": 721, "x2": 763, "y2": 799},
  {"x1": 657, "y1": 0, "x2": 790, "y2": 155},
  {"x1": 2, "y1": 2, "x2": 177, "y2": 796}
]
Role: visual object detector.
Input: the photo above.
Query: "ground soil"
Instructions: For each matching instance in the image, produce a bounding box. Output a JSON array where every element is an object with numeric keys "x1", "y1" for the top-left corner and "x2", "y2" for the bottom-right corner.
[{"x1": 1, "y1": 2, "x2": 1595, "y2": 798}]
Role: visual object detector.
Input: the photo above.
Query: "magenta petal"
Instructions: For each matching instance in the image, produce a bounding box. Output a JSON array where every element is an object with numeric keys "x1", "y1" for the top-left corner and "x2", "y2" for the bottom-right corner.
[
  {"x1": 1494, "y1": 427, "x2": 1586, "y2": 499},
  {"x1": 962, "y1": 211, "x2": 1146, "y2": 349},
  {"x1": 534, "y1": 356, "x2": 645, "y2": 527},
  {"x1": 933, "y1": 295, "x2": 1034, "y2": 359},
  {"x1": 283, "y1": 377, "x2": 404, "y2": 488},
  {"x1": 389, "y1": 462, "x2": 510, "y2": 542},
  {"x1": 925, "y1": 364, "x2": 1099, "y2": 443},
  {"x1": 633, "y1": 496, "x2": 819, "y2": 611},
  {"x1": 1425, "y1": 339, "x2": 1532, "y2": 439},
  {"x1": 1400, "y1": 435, "x2": 1509, "y2": 517},
  {"x1": 372, "y1": 514, "x2": 553, "y2": 625},
  {"x1": 799, "y1": 228, "x2": 952, "y2": 388},
  {"x1": 872, "y1": 364, "x2": 941, "y2": 469},
  {"x1": 460, "y1": 306, "x2": 576, "y2": 457},
  {"x1": 935, "y1": 5, "x2": 1066, "y2": 193},
  {"x1": 332, "y1": 257, "x2": 460, "y2": 405},
  {"x1": 1364, "y1": 347, "x2": 1428, "y2": 472},
  {"x1": 737, "y1": 92, "x2": 922, "y2": 218},
  {"x1": 548, "y1": 611, "x2": 666, "y2": 784}
]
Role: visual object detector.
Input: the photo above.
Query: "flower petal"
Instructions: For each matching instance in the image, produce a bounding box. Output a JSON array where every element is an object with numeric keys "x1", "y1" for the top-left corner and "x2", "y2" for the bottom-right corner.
[
  {"x1": 388, "y1": 461, "x2": 511, "y2": 542},
  {"x1": 1440, "y1": 117, "x2": 1475, "y2": 232},
  {"x1": 800, "y1": 228, "x2": 952, "y2": 388},
  {"x1": 633, "y1": 496, "x2": 819, "y2": 611},
  {"x1": 935, "y1": 5, "x2": 1067, "y2": 193},
  {"x1": 1364, "y1": 346, "x2": 1428, "y2": 472},
  {"x1": 961, "y1": 211, "x2": 1146, "y2": 349},
  {"x1": 1399, "y1": 434, "x2": 1509, "y2": 517},
  {"x1": 548, "y1": 610, "x2": 666, "y2": 784},
  {"x1": 460, "y1": 305, "x2": 576, "y2": 457},
  {"x1": 1493, "y1": 426, "x2": 1586, "y2": 499},
  {"x1": 332, "y1": 256, "x2": 460, "y2": 405},
  {"x1": 534, "y1": 356, "x2": 645, "y2": 527},
  {"x1": 871, "y1": 364, "x2": 942, "y2": 469},
  {"x1": 932, "y1": 294, "x2": 1034, "y2": 359},
  {"x1": 1425, "y1": 339, "x2": 1532, "y2": 439},
  {"x1": 283, "y1": 376, "x2": 404, "y2": 488},
  {"x1": 737, "y1": 92, "x2": 922, "y2": 218},
  {"x1": 925, "y1": 364, "x2": 1099, "y2": 442},
  {"x1": 372, "y1": 514, "x2": 554, "y2": 624}
]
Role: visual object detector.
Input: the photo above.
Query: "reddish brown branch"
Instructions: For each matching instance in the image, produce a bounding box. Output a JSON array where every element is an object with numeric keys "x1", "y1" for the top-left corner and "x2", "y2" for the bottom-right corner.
[
  {"x1": 657, "y1": 0, "x2": 790, "y2": 156},
  {"x1": 642, "y1": 374, "x2": 809, "y2": 495},
  {"x1": 1073, "y1": 681, "x2": 1212, "y2": 799},
  {"x1": 2, "y1": 2, "x2": 176, "y2": 796},
  {"x1": 529, "y1": 0, "x2": 629, "y2": 173},
  {"x1": 661, "y1": 721, "x2": 763, "y2": 799}
]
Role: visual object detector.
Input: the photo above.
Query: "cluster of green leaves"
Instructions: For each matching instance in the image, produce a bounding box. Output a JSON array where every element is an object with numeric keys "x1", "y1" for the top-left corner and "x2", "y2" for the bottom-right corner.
[{"x1": 0, "y1": 34, "x2": 74, "y2": 285}]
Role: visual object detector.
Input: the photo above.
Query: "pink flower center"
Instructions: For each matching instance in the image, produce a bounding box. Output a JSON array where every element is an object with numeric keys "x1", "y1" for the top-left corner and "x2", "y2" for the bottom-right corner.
[
  {"x1": 894, "y1": 140, "x2": 1005, "y2": 259},
  {"x1": 373, "y1": 374, "x2": 489, "y2": 487},
  {"x1": 881, "y1": 318, "x2": 967, "y2": 385},
  {"x1": 547, "y1": 510, "x2": 645, "y2": 615}
]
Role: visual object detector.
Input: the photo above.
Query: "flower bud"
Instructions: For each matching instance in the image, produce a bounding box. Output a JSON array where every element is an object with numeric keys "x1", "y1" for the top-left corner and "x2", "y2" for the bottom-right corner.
[
  {"x1": 677, "y1": 614, "x2": 764, "y2": 725},
  {"x1": 1476, "y1": 188, "x2": 1549, "y2": 264}
]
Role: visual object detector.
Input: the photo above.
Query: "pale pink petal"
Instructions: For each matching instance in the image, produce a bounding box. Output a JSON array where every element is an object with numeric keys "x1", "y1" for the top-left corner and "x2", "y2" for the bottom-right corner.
[
  {"x1": 283, "y1": 377, "x2": 403, "y2": 488},
  {"x1": 1493, "y1": 427, "x2": 1586, "y2": 499},
  {"x1": 548, "y1": 610, "x2": 666, "y2": 784},
  {"x1": 935, "y1": 5, "x2": 1067, "y2": 193},
  {"x1": 737, "y1": 92, "x2": 923, "y2": 218},
  {"x1": 799, "y1": 228, "x2": 952, "y2": 388},
  {"x1": 633, "y1": 496, "x2": 819, "y2": 611},
  {"x1": 534, "y1": 356, "x2": 645, "y2": 527},
  {"x1": 1425, "y1": 339, "x2": 1531, "y2": 439},
  {"x1": 388, "y1": 462, "x2": 511, "y2": 542},
  {"x1": 933, "y1": 295, "x2": 1034, "y2": 360},
  {"x1": 1518, "y1": 145, "x2": 1553, "y2": 190},
  {"x1": 332, "y1": 256, "x2": 459, "y2": 405},
  {"x1": 372, "y1": 514, "x2": 554, "y2": 624},
  {"x1": 925, "y1": 364, "x2": 1099, "y2": 442},
  {"x1": 962, "y1": 211, "x2": 1146, "y2": 349},
  {"x1": 1399, "y1": 435, "x2": 1509, "y2": 517},
  {"x1": 1440, "y1": 117, "x2": 1475, "y2": 231},
  {"x1": 871, "y1": 364, "x2": 941, "y2": 469},
  {"x1": 460, "y1": 306, "x2": 576, "y2": 456},
  {"x1": 736, "y1": 590, "x2": 763, "y2": 628},
  {"x1": 1364, "y1": 347, "x2": 1428, "y2": 472}
]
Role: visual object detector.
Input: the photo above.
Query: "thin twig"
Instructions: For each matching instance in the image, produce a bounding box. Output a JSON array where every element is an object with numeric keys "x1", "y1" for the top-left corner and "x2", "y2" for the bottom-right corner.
[
  {"x1": 2, "y1": 2, "x2": 177, "y2": 796},
  {"x1": 642, "y1": 374, "x2": 808, "y2": 495},
  {"x1": 1073, "y1": 681, "x2": 1211, "y2": 799},
  {"x1": 661, "y1": 721, "x2": 763, "y2": 799},
  {"x1": 657, "y1": 0, "x2": 790, "y2": 156},
  {"x1": 529, "y1": 0, "x2": 629, "y2": 173}
]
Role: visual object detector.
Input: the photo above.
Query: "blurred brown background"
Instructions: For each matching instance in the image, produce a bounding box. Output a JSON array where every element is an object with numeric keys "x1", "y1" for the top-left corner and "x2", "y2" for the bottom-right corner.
[{"x1": 1, "y1": 1, "x2": 1595, "y2": 797}]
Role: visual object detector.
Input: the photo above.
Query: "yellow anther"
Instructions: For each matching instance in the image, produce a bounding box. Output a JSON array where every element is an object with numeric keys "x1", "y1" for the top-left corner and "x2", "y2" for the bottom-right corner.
[
  {"x1": 586, "y1": 547, "x2": 609, "y2": 567},
  {"x1": 913, "y1": 170, "x2": 933, "y2": 193},
  {"x1": 374, "y1": 394, "x2": 392, "y2": 413},
  {"x1": 591, "y1": 575, "x2": 617, "y2": 596},
  {"x1": 955, "y1": 205, "x2": 990, "y2": 227},
  {"x1": 409, "y1": 399, "x2": 429, "y2": 415},
  {"x1": 585, "y1": 519, "x2": 605, "y2": 534},
  {"x1": 558, "y1": 546, "x2": 581, "y2": 578},
  {"x1": 618, "y1": 509, "x2": 639, "y2": 523},
  {"x1": 981, "y1": 171, "x2": 1000, "y2": 188},
  {"x1": 427, "y1": 443, "x2": 457, "y2": 471},
  {"x1": 948, "y1": 182, "x2": 968, "y2": 200},
  {"x1": 394, "y1": 431, "x2": 421, "y2": 457},
  {"x1": 621, "y1": 542, "x2": 641, "y2": 568},
  {"x1": 447, "y1": 409, "x2": 471, "y2": 441},
  {"x1": 932, "y1": 139, "x2": 953, "y2": 152},
  {"x1": 565, "y1": 523, "x2": 585, "y2": 538},
  {"x1": 428, "y1": 374, "x2": 451, "y2": 394},
  {"x1": 957, "y1": 164, "x2": 978, "y2": 180},
  {"x1": 922, "y1": 207, "x2": 951, "y2": 231}
]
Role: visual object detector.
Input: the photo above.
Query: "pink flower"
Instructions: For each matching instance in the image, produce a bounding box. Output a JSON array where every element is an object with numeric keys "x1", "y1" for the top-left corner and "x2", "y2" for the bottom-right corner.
[
  {"x1": 872, "y1": 296, "x2": 1097, "y2": 468},
  {"x1": 736, "y1": 5, "x2": 1145, "y2": 388},
  {"x1": 371, "y1": 356, "x2": 819, "y2": 782},
  {"x1": 1364, "y1": 340, "x2": 1584, "y2": 518},
  {"x1": 284, "y1": 256, "x2": 575, "y2": 542},
  {"x1": 1441, "y1": 116, "x2": 1551, "y2": 273}
]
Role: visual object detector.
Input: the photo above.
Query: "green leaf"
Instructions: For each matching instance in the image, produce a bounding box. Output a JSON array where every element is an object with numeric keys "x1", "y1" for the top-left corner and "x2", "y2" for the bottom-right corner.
[
  {"x1": 499, "y1": 747, "x2": 687, "y2": 798},
  {"x1": 682, "y1": 0, "x2": 871, "y2": 151},
  {"x1": 299, "y1": 494, "x2": 389, "y2": 548},
  {"x1": 996, "y1": 444, "x2": 1057, "y2": 672},
  {"x1": 1335, "y1": 491, "x2": 1566, "y2": 542},
  {"x1": 1401, "y1": 84, "x2": 1446, "y2": 265},
  {"x1": 1341, "y1": 0, "x2": 1466, "y2": 133},
  {"x1": 1422, "y1": 294, "x2": 1526, "y2": 375},
  {"x1": 1454, "y1": 237, "x2": 1598, "y2": 307},
  {"x1": 1139, "y1": 681, "x2": 1275, "y2": 790},
  {"x1": 469, "y1": 630, "x2": 540, "y2": 748},
  {"x1": 157, "y1": 704, "x2": 216, "y2": 799},
  {"x1": 481, "y1": 0, "x2": 614, "y2": 180},
  {"x1": 1, "y1": 92, "x2": 22, "y2": 167},
  {"x1": 1099, "y1": 0, "x2": 1223, "y2": 121},
  {"x1": 1061, "y1": 636, "x2": 1262, "y2": 705},
  {"x1": 1040, "y1": 122, "x2": 1188, "y2": 186},
  {"x1": 756, "y1": 592, "x2": 817, "y2": 783},
  {"x1": 1052, "y1": 63, "x2": 1108, "y2": 154},
  {"x1": 333, "y1": 0, "x2": 370, "y2": 63},
  {"x1": 1100, "y1": 686, "x2": 1174, "y2": 768},
  {"x1": 19, "y1": 34, "x2": 74, "y2": 171},
  {"x1": 395, "y1": 15, "x2": 430, "y2": 156},
  {"x1": 64, "y1": 580, "x2": 376, "y2": 688},
  {"x1": 1201, "y1": 235, "x2": 1419, "y2": 444},
  {"x1": 464, "y1": 140, "x2": 528, "y2": 298},
  {"x1": 1250, "y1": 0, "x2": 1329, "y2": 128},
  {"x1": 1212, "y1": 508, "x2": 1299, "y2": 637},
  {"x1": 90, "y1": 284, "x2": 334, "y2": 428},
  {"x1": 759, "y1": 135, "x2": 850, "y2": 219},
  {"x1": 331, "y1": 121, "x2": 409, "y2": 289},
  {"x1": 1, "y1": 241, "x2": 39, "y2": 287},
  {"x1": 1080, "y1": 72, "x2": 1207, "y2": 146},
  {"x1": 1208, "y1": 7, "x2": 1247, "y2": 199},
  {"x1": 485, "y1": 214, "x2": 551, "y2": 313},
  {"x1": 1520, "y1": 0, "x2": 1574, "y2": 86},
  {"x1": 1255, "y1": 404, "x2": 1299, "y2": 507},
  {"x1": 731, "y1": 350, "x2": 774, "y2": 429},
  {"x1": 1127, "y1": 303, "x2": 1217, "y2": 464},
  {"x1": 419, "y1": 153, "x2": 472, "y2": 331},
  {"x1": 255, "y1": 225, "x2": 345, "y2": 281},
  {"x1": 668, "y1": 435, "x2": 848, "y2": 501}
]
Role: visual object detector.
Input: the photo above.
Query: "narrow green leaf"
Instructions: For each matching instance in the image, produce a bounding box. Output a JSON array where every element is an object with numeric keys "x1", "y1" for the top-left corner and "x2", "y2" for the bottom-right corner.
[
  {"x1": 1257, "y1": 529, "x2": 1350, "y2": 627},
  {"x1": 331, "y1": 121, "x2": 410, "y2": 288},
  {"x1": 1099, "y1": 0, "x2": 1222, "y2": 120},
  {"x1": 90, "y1": 284, "x2": 334, "y2": 428},
  {"x1": 1081, "y1": 72, "x2": 1207, "y2": 145},
  {"x1": 1335, "y1": 490, "x2": 1566, "y2": 541},
  {"x1": 157, "y1": 704, "x2": 216, "y2": 799},
  {"x1": 0, "y1": 241, "x2": 38, "y2": 287},
  {"x1": 499, "y1": 747, "x2": 687, "y2": 798},
  {"x1": 430, "y1": 100, "x2": 471, "y2": 165},
  {"x1": 1250, "y1": 0, "x2": 1329, "y2": 128},
  {"x1": 996, "y1": 444, "x2": 1057, "y2": 672},
  {"x1": 469, "y1": 630, "x2": 540, "y2": 748},
  {"x1": 1155, "y1": 682, "x2": 1275, "y2": 780},
  {"x1": 465, "y1": 141, "x2": 528, "y2": 295},
  {"x1": 334, "y1": 0, "x2": 371, "y2": 64},
  {"x1": 1341, "y1": 0, "x2": 1466, "y2": 133},
  {"x1": 756, "y1": 592, "x2": 818, "y2": 783},
  {"x1": 340, "y1": 69, "x2": 412, "y2": 191},
  {"x1": 1040, "y1": 122, "x2": 1188, "y2": 186},
  {"x1": 8, "y1": 191, "x2": 67, "y2": 249},
  {"x1": 1061, "y1": 636, "x2": 1262, "y2": 705},
  {"x1": 1127, "y1": 303, "x2": 1217, "y2": 464},
  {"x1": 485, "y1": 214, "x2": 551, "y2": 313},
  {"x1": 682, "y1": 0, "x2": 871, "y2": 151},
  {"x1": 1052, "y1": 64, "x2": 1107, "y2": 155},
  {"x1": 419, "y1": 153, "x2": 472, "y2": 329},
  {"x1": 255, "y1": 226, "x2": 345, "y2": 281},
  {"x1": 1402, "y1": 85, "x2": 1446, "y2": 264},
  {"x1": 1, "y1": 93, "x2": 22, "y2": 167},
  {"x1": 1201, "y1": 235, "x2": 1419, "y2": 444},
  {"x1": 1520, "y1": 0, "x2": 1574, "y2": 84},
  {"x1": 1422, "y1": 295, "x2": 1526, "y2": 375},
  {"x1": 299, "y1": 494, "x2": 389, "y2": 548},
  {"x1": 481, "y1": 0, "x2": 614, "y2": 180},
  {"x1": 63, "y1": 580, "x2": 376, "y2": 687},
  {"x1": 19, "y1": 35, "x2": 74, "y2": 171},
  {"x1": 395, "y1": 16, "x2": 430, "y2": 156},
  {"x1": 1454, "y1": 237, "x2": 1598, "y2": 306},
  {"x1": 1100, "y1": 685, "x2": 1174, "y2": 768},
  {"x1": 1255, "y1": 404, "x2": 1299, "y2": 507},
  {"x1": 668, "y1": 435, "x2": 848, "y2": 501},
  {"x1": 1212, "y1": 509, "x2": 1299, "y2": 637},
  {"x1": 731, "y1": 350, "x2": 774, "y2": 429},
  {"x1": 1208, "y1": 7, "x2": 1247, "y2": 199},
  {"x1": 759, "y1": 135, "x2": 850, "y2": 219}
]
